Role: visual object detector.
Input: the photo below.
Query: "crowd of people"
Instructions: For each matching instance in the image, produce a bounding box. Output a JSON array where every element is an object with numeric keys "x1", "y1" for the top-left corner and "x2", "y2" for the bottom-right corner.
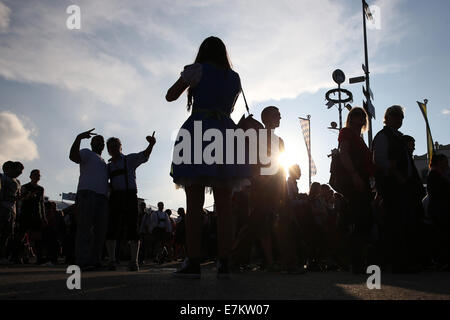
[{"x1": 1, "y1": 36, "x2": 449, "y2": 279}]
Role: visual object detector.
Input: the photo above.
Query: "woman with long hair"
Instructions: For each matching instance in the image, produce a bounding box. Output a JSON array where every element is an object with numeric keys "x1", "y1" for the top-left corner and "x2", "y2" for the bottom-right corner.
[
  {"x1": 337, "y1": 107, "x2": 375, "y2": 273},
  {"x1": 166, "y1": 36, "x2": 249, "y2": 278}
]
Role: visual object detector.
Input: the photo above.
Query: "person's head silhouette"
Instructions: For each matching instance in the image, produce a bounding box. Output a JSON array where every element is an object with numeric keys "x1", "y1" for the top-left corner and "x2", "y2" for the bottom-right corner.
[
  {"x1": 157, "y1": 201, "x2": 164, "y2": 212},
  {"x1": 261, "y1": 106, "x2": 281, "y2": 130},
  {"x1": 195, "y1": 36, "x2": 231, "y2": 69},
  {"x1": 13, "y1": 162, "x2": 24, "y2": 178},
  {"x1": 107, "y1": 137, "x2": 122, "y2": 158},
  {"x1": 30, "y1": 169, "x2": 41, "y2": 184},
  {"x1": 346, "y1": 107, "x2": 368, "y2": 134},
  {"x1": 384, "y1": 105, "x2": 404, "y2": 130},
  {"x1": 2, "y1": 161, "x2": 14, "y2": 176},
  {"x1": 402, "y1": 135, "x2": 415, "y2": 156},
  {"x1": 91, "y1": 135, "x2": 105, "y2": 155}
]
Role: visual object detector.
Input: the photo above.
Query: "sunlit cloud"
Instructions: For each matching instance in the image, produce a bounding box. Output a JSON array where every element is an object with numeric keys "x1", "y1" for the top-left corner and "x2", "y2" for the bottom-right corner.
[
  {"x1": 0, "y1": 1, "x2": 10, "y2": 33},
  {"x1": 442, "y1": 109, "x2": 450, "y2": 115},
  {"x1": 0, "y1": 111, "x2": 39, "y2": 164}
]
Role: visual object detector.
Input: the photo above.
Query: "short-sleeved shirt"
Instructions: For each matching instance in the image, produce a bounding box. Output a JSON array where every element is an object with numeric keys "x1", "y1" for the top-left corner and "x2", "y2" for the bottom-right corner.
[
  {"x1": 108, "y1": 152, "x2": 148, "y2": 191},
  {"x1": 77, "y1": 148, "x2": 108, "y2": 196},
  {"x1": 149, "y1": 210, "x2": 172, "y2": 233},
  {"x1": 181, "y1": 63, "x2": 241, "y2": 114},
  {"x1": 20, "y1": 183, "x2": 45, "y2": 219}
]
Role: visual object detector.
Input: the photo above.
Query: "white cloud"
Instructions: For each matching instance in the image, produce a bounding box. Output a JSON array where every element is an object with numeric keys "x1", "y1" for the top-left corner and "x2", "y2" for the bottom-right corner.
[
  {"x1": 0, "y1": 1, "x2": 10, "y2": 33},
  {"x1": 0, "y1": 0, "x2": 407, "y2": 108},
  {"x1": 0, "y1": 111, "x2": 39, "y2": 164},
  {"x1": 0, "y1": 0, "x2": 410, "y2": 202},
  {"x1": 442, "y1": 109, "x2": 450, "y2": 115},
  {"x1": 0, "y1": 2, "x2": 142, "y2": 106}
]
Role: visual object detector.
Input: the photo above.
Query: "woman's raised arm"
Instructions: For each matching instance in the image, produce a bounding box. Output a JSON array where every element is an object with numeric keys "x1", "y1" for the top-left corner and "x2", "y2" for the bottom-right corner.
[{"x1": 166, "y1": 78, "x2": 189, "y2": 102}]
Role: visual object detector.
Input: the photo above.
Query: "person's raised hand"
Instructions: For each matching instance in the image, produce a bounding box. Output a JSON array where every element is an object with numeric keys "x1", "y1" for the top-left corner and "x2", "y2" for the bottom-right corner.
[
  {"x1": 146, "y1": 131, "x2": 156, "y2": 147},
  {"x1": 78, "y1": 128, "x2": 97, "y2": 140}
]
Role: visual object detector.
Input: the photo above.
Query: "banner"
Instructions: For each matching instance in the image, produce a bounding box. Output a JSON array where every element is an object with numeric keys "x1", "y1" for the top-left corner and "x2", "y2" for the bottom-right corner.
[
  {"x1": 417, "y1": 101, "x2": 434, "y2": 165},
  {"x1": 299, "y1": 117, "x2": 317, "y2": 176}
]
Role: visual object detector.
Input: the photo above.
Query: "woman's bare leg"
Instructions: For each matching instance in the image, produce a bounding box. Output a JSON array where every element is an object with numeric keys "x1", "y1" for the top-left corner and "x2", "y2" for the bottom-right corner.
[{"x1": 185, "y1": 185, "x2": 205, "y2": 259}]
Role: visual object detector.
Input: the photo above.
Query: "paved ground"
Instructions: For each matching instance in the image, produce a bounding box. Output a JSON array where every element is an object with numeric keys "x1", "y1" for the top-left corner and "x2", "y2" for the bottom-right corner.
[{"x1": 1, "y1": 261, "x2": 450, "y2": 300}]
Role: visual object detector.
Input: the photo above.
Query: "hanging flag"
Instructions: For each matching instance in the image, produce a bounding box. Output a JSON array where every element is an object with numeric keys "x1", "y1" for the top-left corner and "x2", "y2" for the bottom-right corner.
[
  {"x1": 363, "y1": 0, "x2": 373, "y2": 20},
  {"x1": 417, "y1": 101, "x2": 434, "y2": 165},
  {"x1": 299, "y1": 117, "x2": 317, "y2": 176}
]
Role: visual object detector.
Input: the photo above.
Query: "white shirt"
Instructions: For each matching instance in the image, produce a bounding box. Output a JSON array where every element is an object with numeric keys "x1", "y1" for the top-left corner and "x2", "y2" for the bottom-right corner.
[
  {"x1": 139, "y1": 212, "x2": 152, "y2": 234},
  {"x1": 77, "y1": 148, "x2": 108, "y2": 196},
  {"x1": 149, "y1": 210, "x2": 172, "y2": 233},
  {"x1": 108, "y1": 152, "x2": 148, "y2": 191}
]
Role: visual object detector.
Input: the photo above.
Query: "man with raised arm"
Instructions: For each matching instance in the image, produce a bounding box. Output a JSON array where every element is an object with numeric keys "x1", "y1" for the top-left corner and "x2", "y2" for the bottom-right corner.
[
  {"x1": 69, "y1": 128, "x2": 108, "y2": 271},
  {"x1": 105, "y1": 133, "x2": 156, "y2": 272}
]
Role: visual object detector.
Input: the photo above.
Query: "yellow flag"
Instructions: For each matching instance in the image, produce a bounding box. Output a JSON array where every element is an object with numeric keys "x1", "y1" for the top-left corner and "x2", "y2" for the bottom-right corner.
[{"x1": 417, "y1": 101, "x2": 434, "y2": 165}]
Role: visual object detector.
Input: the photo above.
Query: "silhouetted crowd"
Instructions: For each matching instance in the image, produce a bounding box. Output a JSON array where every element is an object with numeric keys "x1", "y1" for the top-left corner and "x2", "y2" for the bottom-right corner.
[
  {"x1": 1, "y1": 36, "x2": 450, "y2": 278},
  {"x1": 1, "y1": 105, "x2": 449, "y2": 275}
]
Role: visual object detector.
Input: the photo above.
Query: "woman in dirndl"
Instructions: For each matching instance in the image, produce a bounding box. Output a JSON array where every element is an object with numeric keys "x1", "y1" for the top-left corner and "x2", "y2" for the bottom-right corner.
[{"x1": 166, "y1": 36, "x2": 250, "y2": 278}]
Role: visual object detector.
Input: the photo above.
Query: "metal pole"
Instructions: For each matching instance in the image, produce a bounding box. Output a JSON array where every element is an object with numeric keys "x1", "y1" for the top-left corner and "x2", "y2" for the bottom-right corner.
[
  {"x1": 338, "y1": 83, "x2": 342, "y2": 130},
  {"x1": 362, "y1": 0, "x2": 373, "y2": 148},
  {"x1": 307, "y1": 115, "x2": 312, "y2": 189}
]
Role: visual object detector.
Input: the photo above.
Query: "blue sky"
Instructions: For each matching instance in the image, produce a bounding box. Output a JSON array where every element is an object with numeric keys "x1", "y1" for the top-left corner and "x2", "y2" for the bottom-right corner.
[{"x1": 0, "y1": 0, "x2": 449, "y2": 210}]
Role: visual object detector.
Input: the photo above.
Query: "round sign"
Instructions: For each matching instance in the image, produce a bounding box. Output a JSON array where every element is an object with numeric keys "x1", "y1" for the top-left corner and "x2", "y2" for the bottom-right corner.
[{"x1": 332, "y1": 69, "x2": 345, "y2": 85}]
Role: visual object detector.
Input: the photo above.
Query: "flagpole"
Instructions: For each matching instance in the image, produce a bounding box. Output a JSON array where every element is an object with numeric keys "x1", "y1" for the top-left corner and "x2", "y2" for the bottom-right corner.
[
  {"x1": 424, "y1": 99, "x2": 431, "y2": 164},
  {"x1": 362, "y1": 0, "x2": 373, "y2": 148},
  {"x1": 307, "y1": 115, "x2": 311, "y2": 189}
]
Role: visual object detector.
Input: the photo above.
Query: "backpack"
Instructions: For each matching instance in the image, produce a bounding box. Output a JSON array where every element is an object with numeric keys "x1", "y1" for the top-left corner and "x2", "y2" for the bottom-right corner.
[{"x1": 328, "y1": 148, "x2": 352, "y2": 197}]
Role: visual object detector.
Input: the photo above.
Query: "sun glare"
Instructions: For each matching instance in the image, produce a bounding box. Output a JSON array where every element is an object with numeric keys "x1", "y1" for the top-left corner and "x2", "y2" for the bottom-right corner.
[{"x1": 278, "y1": 151, "x2": 297, "y2": 176}]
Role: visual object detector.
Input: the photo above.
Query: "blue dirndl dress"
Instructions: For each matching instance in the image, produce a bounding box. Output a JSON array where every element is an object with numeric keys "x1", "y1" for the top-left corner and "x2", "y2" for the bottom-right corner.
[{"x1": 170, "y1": 63, "x2": 252, "y2": 189}]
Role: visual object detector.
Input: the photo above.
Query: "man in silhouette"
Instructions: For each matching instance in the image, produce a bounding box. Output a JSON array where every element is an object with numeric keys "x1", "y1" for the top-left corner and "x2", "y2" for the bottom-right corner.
[
  {"x1": 0, "y1": 161, "x2": 23, "y2": 264},
  {"x1": 373, "y1": 106, "x2": 422, "y2": 273},
  {"x1": 19, "y1": 169, "x2": 47, "y2": 264},
  {"x1": 105, "y1": 133, "x2": 156, "y2": 271},
  {"x1": 70, "y1": 129, "x2": 108, "y2": 271}
]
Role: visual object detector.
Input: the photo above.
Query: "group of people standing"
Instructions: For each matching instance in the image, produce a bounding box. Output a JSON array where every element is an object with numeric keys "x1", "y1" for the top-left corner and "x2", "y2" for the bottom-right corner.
[
  {"x1": 69, "y1": 129, "x2": 156, "y2": 271},
  {"x1": 0, "y1": 162, "x2": 65, "y2": 266},
  {"x1": 335, "y1": 105, "x2": 449, "y2": 273},
  {"x1": 1, "y1": 36, "x2": 448, "y2": 280}
]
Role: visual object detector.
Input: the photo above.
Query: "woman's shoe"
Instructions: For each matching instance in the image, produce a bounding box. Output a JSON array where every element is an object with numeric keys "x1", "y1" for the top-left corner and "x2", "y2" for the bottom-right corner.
[{"x1": 173, "y1": 258, "x2": 201, "y2": 279}]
